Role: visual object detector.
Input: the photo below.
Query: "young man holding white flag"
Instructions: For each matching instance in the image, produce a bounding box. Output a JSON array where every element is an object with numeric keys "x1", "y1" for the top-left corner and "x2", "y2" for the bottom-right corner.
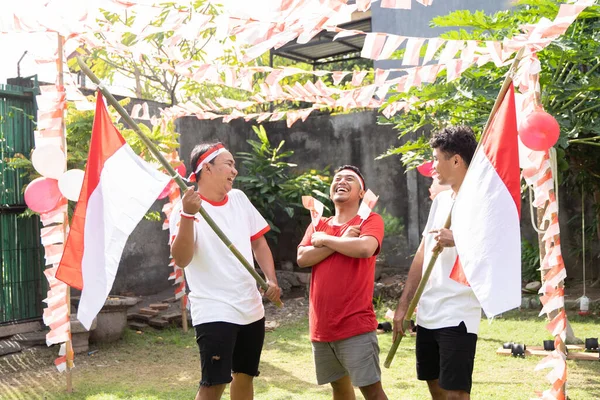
[
  {"x1": 393, "y1": 83, "x2": 521, "y2": 399},
  {"x1": 392, "y1": 126, "x2": 480, "y2": 400},
  {"x1": 297, "y1": 165, "x2": 388, "y2": 400},
  {"x1": 170, "y1": 142, "x2": 281, "y2": 400}
]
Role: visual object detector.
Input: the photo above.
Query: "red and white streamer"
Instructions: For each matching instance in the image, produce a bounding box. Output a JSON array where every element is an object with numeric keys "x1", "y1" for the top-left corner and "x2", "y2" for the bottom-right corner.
[{"x1": 37, "y1": 81, "x2": 71, "y2": 372}]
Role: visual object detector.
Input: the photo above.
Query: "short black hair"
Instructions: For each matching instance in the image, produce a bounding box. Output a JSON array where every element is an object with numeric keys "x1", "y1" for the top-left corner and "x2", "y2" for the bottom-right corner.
[
  {"x1": 429, "y1": 125, "x2": 477, "y2": 166},
  {"x1": 334, "y1": 165, "x2": 366, "y2": 188},
  {"x1": 190, "y1": 142, "x2": 222, "y2": 181}
]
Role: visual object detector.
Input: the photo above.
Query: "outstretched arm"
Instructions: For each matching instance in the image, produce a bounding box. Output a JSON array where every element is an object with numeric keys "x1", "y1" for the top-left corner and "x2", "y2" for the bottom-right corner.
[{"x1": 251, "y1": 236, "x2": 281, "y2": 304}]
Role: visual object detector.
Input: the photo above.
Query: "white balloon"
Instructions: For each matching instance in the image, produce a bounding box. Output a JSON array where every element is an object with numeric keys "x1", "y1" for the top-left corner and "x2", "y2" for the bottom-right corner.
[
  {"x1": 31, "y1": 144, "x2": 66, "y2": 179},
  {"x1": 58, "y1": 169, "x2": 85, "y2": 202}
]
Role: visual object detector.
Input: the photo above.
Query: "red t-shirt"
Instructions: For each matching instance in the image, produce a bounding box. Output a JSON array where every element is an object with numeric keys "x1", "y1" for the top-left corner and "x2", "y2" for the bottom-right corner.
[{"x1": 299, "y1": 212, "x2": 384, "y2": 342}]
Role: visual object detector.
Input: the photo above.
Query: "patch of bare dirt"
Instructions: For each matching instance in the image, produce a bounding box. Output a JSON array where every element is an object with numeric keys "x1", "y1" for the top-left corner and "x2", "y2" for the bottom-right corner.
[{"x1": 264, "y1": 292, "x2": 309, "y2": 327}]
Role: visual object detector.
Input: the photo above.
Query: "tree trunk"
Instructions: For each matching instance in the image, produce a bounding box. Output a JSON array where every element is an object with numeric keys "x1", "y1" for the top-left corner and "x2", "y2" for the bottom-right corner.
[{"x1": 591, "y1": 190, "x2": 600, "y2": 286}]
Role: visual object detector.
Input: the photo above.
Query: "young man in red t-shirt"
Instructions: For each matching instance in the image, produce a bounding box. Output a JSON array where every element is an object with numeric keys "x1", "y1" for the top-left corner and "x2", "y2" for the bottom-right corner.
[{"x1": 297, "y1": 165, "x2": 388, "y2": 400}]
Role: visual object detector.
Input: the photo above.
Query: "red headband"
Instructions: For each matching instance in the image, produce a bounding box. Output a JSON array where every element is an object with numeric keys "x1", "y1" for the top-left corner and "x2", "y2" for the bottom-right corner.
[
  {"x1": 337, "y1": 168, "x2": 365, "y2": 190},
  {"x1": 188, "y1": 143, "x2": 226, "y2": 182}
]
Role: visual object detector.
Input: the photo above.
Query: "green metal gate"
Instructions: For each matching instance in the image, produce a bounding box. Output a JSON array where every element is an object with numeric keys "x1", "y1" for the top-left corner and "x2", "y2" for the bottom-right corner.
[{"x1": 0, "y1": 82, "x2": 46, "y2": 324}]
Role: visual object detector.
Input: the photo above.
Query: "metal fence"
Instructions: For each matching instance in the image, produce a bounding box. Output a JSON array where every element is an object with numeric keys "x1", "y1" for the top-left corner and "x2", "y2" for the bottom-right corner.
[{"x1": 0, "y1": 81, "x2": 46, "y2": 324}]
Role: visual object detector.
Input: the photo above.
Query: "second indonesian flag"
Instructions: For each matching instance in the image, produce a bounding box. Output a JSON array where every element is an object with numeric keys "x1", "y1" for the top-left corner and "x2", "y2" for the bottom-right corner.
[
  {"x1": 56, "y1": 92, "x2": 169, "y2": 330},
  {"x1": 452, "y1": 83, "x2": 522, "y2": 317}
]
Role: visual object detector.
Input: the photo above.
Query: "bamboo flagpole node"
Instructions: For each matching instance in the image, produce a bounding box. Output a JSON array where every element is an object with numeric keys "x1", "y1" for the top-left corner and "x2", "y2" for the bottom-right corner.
[
  {"x1": 76, "y1": 56, "x2": 282, "y2": 308},
  {"x1": 384, "y1": 47, "x2": 526, "y2": 368}
]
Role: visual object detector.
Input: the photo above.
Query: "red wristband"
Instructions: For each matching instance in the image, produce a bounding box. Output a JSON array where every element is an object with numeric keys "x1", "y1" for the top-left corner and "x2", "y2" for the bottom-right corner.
[{"x1": 181, "y1": 212, "x2": 196, "y2": 220}]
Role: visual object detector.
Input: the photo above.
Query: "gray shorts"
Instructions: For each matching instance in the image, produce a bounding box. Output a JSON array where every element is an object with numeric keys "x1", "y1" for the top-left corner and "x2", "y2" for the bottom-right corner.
[{"x1": 312, "y1": 331, "x2": 382, "y2": 388}]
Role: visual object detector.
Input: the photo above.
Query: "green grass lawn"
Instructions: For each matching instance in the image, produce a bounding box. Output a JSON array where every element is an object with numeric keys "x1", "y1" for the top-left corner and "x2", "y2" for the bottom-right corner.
[{"x1": 2, "y1": 309, "x2": 599, "y2": 399}]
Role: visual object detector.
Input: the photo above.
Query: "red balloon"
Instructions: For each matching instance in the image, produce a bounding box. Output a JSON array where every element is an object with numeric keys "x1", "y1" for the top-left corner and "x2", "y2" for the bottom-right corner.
[
  {"x1": 24, "y1": 177, "x2": 62, "y2": 213},
  {"x1": 417, "y1": 161, "x2": 434, "y2": 177},
  {"x1": 157, "y1": 180, "x2": 175, "y2": 200},
  {"x1": 518, "y1": 110, "x2": 560, "y2": 151}
]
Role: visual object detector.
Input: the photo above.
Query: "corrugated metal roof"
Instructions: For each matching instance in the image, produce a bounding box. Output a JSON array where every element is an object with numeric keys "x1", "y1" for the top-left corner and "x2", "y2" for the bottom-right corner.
[{"x1": 271, "y1": 17, "x2": 371, "y2": 65}]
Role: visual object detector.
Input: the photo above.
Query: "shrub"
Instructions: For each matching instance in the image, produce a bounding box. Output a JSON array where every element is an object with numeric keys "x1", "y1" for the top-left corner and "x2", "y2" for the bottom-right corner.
[
  {"x1": 377, "y1": 207, "x2": 405, "y2": 237},
  {"x1": 522, "y1": 237, "x2": 541, "y2": 282},
  {"x1": 235, "y1": 125, "x2": 331, "y2": 242}
]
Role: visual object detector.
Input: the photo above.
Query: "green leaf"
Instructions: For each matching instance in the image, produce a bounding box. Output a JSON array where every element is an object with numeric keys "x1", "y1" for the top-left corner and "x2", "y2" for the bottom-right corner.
[{"x1": 252, "y1": 125, "x2": 270, "y2": 146}]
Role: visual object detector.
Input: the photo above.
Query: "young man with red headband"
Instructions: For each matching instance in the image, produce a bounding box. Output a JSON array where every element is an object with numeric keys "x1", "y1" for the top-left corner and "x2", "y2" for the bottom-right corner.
[
  {"x1": 170, "y1": 142, "x2": 281, "y2": 400},
  {"x1": 297, "y1": 165, "x2": 388, "y2": 400}
]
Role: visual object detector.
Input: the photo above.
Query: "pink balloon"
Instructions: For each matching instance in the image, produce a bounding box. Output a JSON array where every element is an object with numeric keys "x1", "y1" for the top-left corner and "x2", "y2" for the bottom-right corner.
[
  {"x1": 24, "y1": 177, "x2": 62, "y2": 213},
  {"x1": 518, "y1": 110, "x2": 560, "y2": 151},
  {"x1": 157, "y1": 181, "x2": 175, "y2": 200},
  {"x1": 416, "y1": 161, "x2": 434, "y2": 177}
]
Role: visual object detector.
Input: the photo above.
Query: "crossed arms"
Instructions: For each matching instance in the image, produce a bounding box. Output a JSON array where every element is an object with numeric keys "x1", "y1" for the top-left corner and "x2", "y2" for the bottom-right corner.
[{"x1": 296, "y1": 225, "x2": 379, "y2": 268}]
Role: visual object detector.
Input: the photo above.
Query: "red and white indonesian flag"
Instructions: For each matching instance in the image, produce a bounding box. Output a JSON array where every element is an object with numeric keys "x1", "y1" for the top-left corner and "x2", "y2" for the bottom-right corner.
[
  {"x1": 56, "y1": 93, "x2": 169, "y2": 330},
  {"x1": 452, "y1": 83, "x2": 522, "y2": 318},
  {"x1": 358, "y1": 189, "x2": 379, "y2": 220},
  {"x1": 302, "y1": 195, "x2": 324, "y2": 227}
]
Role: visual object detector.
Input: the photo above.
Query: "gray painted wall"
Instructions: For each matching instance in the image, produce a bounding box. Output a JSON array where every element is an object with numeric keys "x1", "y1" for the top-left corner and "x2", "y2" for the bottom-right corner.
[{"x1": 112, "y1": 202, "x2": 172, "y2": 296}]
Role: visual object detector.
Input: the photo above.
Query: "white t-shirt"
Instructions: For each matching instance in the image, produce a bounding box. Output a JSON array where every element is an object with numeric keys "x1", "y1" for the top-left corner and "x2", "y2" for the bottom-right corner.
[
  {"x1": 169, "y1": 189, "x2": 270, "y2": 326},
  {"x1": 417, "y1": 190, "x2": 482, "y2": 334}
]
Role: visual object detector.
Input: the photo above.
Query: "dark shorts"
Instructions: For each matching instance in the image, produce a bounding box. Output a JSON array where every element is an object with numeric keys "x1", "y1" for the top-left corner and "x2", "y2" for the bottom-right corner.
[
  {"x1": 194, "y1": 317, "x2": 265, "y2": 387},
  {"x1": 415, "y1": 321, "x2": 477, "y2": 393}
]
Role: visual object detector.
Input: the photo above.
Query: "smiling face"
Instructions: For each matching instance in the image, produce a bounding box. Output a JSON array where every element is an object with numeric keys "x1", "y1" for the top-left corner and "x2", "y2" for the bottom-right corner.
[
  {"x1": 432, "y1": 147, "x2": 461, "y2": 187},
  {"x1": 330, "y1": 170, "x2": 363, "y2": 205},
  {"x1": 204, "y1": 151, "x2": 237, "y2": 193}
]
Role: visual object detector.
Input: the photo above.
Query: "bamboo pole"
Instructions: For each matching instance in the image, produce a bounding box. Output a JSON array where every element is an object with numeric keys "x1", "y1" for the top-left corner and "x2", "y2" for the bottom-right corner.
[
  {"x1": 76, "y1": 56, "x2": 282, "y2": 308},
  {"x1": 181, "y1": 281, "x2": 188, "y2": 333},
  {"x1": 57, "y1": 34, "x2": 74, "y2": 393},
  {"x1": 383, "y1": 212, "x2": 451, "y2": 368},
  {"x1": 384, "y1": 47, "x2": 525, "y2": 368}
]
